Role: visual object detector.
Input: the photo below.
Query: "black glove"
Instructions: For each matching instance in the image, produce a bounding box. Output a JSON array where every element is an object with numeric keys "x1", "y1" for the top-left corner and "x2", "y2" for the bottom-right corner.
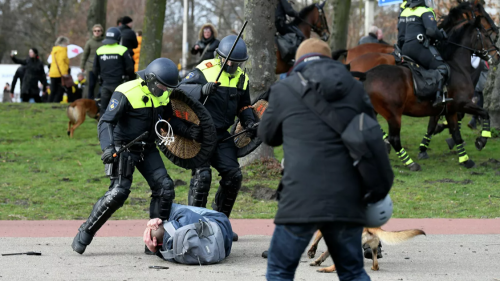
[
  {"x1": 188, "y1": 125, "x2": 203, "y2": 142},
  {"x1": 245, "y1": 121, "x2": 258, "y2": 138},
  {"x1": 101, "y1": 145, "x2": 117, "y2": 164},
  {"x1": 201, "y1": 82, "x2": 221, "y2": 97}
]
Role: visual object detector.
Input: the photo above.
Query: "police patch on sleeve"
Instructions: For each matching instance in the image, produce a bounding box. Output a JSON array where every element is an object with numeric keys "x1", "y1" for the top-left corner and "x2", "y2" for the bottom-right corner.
[
  {"x1": 428, "y1": 15, "x2": 434, "y2": 21},
  {"x1": 185, "y1": 72, "x2": 196, "y2": 80},
  {"x1": 108, "y1": 99, "x2": 119, "y2": 111}
]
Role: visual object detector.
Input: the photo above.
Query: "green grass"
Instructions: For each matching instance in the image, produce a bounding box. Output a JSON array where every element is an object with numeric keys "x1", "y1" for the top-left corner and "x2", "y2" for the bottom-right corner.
[{"x1": 0, "y1": 103, "x2": 499, "y2": 220}]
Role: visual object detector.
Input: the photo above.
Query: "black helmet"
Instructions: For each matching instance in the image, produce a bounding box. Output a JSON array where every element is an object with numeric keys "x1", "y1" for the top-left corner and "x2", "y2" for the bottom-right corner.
[
  {"x1": 137, "y1": 58, "x2": 179, "y2": 97},
  {"x1": 407, "y1": 0, "x2": 428, "y2": 8},
  {"x1": 215, "y1": 35, "x2": 248, "y2": 62},
  {"x1": 102, "y1": 27, "x2": 121, "y2": 45}
]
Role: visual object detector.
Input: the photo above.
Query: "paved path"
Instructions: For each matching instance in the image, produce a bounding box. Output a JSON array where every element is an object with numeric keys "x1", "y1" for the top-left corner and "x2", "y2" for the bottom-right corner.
[{"x1": 1, "y1": 219, "x2": 500, "y2": 281}]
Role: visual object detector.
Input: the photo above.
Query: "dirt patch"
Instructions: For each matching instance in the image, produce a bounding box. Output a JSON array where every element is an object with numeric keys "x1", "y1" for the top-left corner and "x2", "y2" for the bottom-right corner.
[
  {"x1": 424, "y1": 178, "x2": 473, "y2": 185},
  {"x1": 241, "y1": 185, "x2": 277, "y2": 201},
  {"x1": 14, "y1": 199, "x2": 29, "y2": 206},
  {"x1": 470, "y1": 171, "x2": 484, "y2": 176},
  {"x1": 32, "y1": 135, "x2": 43, "y2": 139},
  {"x1": 130, "y1": 198, "x2": 147, "y2": 205},
  {"x1": 30, "y1": 168, "x2": 41, "y2": 173},
  {"x1": 174, "y1": 179, "x2": 187, "y2": 187},
  {"x1": 60, "y1": 178, "x2": 71, "y2": 182},
  {"x1": 86, "y1": 178, "x2": 101, "y2": 183}
]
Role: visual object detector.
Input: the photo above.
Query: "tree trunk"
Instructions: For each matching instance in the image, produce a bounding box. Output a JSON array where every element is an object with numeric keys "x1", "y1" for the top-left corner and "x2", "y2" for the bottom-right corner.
[
  {"x1": 328, "y1": 0, "x2": 351, "y2": 51},
  {"x1": 139, "y1": 0, "x2": 167, "y2": 71},
  {"x1": 240, "y1": 0, "x2": 278, "y2": 166},
  {"x1": 483, "y1": 39, "x2": 500, "y2": 129},
  {"x1": 86, "y1": 0, "x2": 108, "y2": 36}
]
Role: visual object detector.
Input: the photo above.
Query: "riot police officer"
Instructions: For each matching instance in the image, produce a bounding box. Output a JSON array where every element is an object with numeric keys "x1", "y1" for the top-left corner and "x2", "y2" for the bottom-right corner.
[
  {"x1": 94, "y1": 27, "x2": 134, "y2": 116},
  {"x1": 72, "y1": 58, "x2": 200, "y2": 254},
  {"x1": 401, "y1": 0, "x2": 452, "y2": 107},
  {"x1": 179, "y1": 35, "x2": 256, "y2": 223}
]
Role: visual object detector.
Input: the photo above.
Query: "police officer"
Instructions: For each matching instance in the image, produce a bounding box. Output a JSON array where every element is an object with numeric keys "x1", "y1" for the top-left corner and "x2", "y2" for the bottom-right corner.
[
  {"x1": 94, "y1": 27, "x2": 134, "y2": 116},
  {"x1": 401, "y1": 0, "x2": 452, "y2": 107},
  {"x1": 276, "y1": 0, "x2": 302, "y2": 40},
  {"x1": 179, "y1": 35, "x2": 256, "y2": 224},
  {"x1": 71, "y1": 58, "x2": 201, "y2": 254}
]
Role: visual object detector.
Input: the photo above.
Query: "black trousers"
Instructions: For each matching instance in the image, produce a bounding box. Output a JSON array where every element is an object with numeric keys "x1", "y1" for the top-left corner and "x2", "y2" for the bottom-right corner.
[
  {"x1": 197, "y1": 131, "x2": 240, "y2": 176},
  {"x1": 402, "y1": 41, "x2": 447, "y2": 70},
  {"x1": 99, "y1": 84, "x2": 119, "y2": 116},
  {"x1": 87, "y1": 71, "x2": 99, "y2": 100},
  {"x1": 21, "y1": 89, "x2": 42, "y2": 103},
  {"x1": 49, "y1": 77, "x2": 65, "y2": 103}
]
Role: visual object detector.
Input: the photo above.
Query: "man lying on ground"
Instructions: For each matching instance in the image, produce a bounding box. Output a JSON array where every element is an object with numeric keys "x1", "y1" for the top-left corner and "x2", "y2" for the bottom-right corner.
[{"x1": 143, "y1": 204, "x2": 233, "y2": 265}]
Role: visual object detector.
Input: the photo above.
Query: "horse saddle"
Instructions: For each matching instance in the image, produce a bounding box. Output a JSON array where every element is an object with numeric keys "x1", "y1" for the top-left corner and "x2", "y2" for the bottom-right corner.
[{"x1": 399, "y1": 59, "x2": 443, "y2": 100}]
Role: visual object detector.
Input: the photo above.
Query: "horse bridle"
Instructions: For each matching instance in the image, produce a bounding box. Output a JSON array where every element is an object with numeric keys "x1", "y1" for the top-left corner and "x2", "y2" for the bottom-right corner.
[
  {"x1": 297, "y1": 4, "x2": 330, "y2": 41},
  {"x1": 447, "y1": 6, "x2": 499, "y2": 63}
]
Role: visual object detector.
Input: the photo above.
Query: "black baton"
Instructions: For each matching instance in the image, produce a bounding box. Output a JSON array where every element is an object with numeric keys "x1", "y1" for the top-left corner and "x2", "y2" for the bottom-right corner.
[{"x1": 113, "y1": 131, "x2": 149, "y2": 158}]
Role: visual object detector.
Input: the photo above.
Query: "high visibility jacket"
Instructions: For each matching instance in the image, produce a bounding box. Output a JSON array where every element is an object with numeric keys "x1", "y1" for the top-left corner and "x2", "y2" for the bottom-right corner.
[
  {"x1": 402, "y1": 6, "x2": 443, "y2": 43},
  {"x1": 97, "y1": 78, "x2": 172, "y2": 150},
  {"x1": 179, "y1": 58, "x2": 255, "y2": 131},
  {"x1": 397, "y1": 1, "x2": 409, "y2": 48},
  {"x1": 93, "y1": 43, "x2": 135, "y2": 87}
]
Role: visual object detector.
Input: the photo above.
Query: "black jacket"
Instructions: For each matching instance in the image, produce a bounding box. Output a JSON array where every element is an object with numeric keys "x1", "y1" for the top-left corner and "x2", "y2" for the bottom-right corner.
[
  {"x1": 258, "y1": 57, "x2": 375, "y2": 225},
  {"x1": 11, "y1": 65, "x2": 26, "y2": 93},
  {"x1": 11, "y1": 57, "x2": 47, "y2": 94},
  {"x1": 119, "y1": 25, "x2": 139, "y2": 57},
  {"x1": 403, "y1": 7, "x2": 443, "y2": 43},
  {"x1": 191, "y1": 37, "x2": 220, "y2": 62},
  {"x1": 93, "y1": 44, "x2": 135, "y2": 87},
  {"x1": 276, "y1": 0, "x2": 298, "y2": 22}
]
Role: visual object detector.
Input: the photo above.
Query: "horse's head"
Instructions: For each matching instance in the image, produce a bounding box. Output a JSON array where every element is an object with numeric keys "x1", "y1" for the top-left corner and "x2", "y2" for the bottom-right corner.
[
  {"x1": 439, "y1": 1, "x2": 499, "y2": 65},
  {"x1": 313, "y1": 1, "x2": 330, "y2": 41}
]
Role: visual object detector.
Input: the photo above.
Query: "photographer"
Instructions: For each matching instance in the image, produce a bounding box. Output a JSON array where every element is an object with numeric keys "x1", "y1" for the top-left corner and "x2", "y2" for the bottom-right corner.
[{"x1": 10, "y1": 48, "x2": 48, "y2": 103}]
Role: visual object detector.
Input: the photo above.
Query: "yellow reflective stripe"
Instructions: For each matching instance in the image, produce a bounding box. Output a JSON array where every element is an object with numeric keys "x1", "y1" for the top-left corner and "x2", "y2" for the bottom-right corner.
[
  {"x1": 398, "y1": 148, "x2": 414, "y2": 165},
  {"x1": 197, "y1": 59, "x2": 248, "y2": 90},
  {"x1": 481, "y1": 130, "x2": 492, "y2": 138},
  {"x1": 459, "y1": 154, "x2": 470, "y2": 163},
  {"x1": 401, "y1": 6, "x2": 435, "y2": 17},
  {"x1": 443, "y1": 120, "x2": 448, "y2": 125},
  {"x1": 400, "y1": 1, "x2": 406, "y2": 9},
  {"x1": 96, "y1": 44, "x2": 128, "y2": 56},
  {"x1": 115, "y1": 79, "x2": 170, "y2": 109}
]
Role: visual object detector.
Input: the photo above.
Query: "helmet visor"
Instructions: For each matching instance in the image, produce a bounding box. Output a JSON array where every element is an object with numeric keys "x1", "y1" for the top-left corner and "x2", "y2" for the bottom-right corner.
[{"x1": 221, "y1": 58, "x2": 242, "y2": 74}]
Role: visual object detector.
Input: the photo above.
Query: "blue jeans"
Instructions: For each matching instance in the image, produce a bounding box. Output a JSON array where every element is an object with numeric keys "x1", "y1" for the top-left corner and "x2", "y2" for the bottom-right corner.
[{"x1": 266, "y1": 222, "x2": 370, "y2": 281}]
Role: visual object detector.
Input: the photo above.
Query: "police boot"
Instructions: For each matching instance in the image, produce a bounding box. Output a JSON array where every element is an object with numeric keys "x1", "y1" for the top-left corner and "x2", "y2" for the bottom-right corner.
[
  {"x1": 211, "y1": 169, "x2": 242, "y2": 218},
  {"x1": 468, "y1": 117, "x2": 477, "y2": 130},
  {"x1": 188, "y1": 168, "x2": 211, "y2": 208},
  {"x1": 363, "y1": 242, "x2": 383, "y2": 260},
  {"x1": 71, "y1": 228, "x2": 94, "y2": 255},
  {"x1": 262, "y1": 250, "x2": 268, "y2": 259}
]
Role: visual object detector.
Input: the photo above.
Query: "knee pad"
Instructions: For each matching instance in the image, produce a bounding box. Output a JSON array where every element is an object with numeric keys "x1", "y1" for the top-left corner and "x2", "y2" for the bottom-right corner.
[
  {"x1": 106, "y1": 185, "x2": 131, "y2": 208},
  {"x1": 191, "y1": 168, "x2": 212, "y2": 192},
  {"x1": 220, "y1": 169, "x2": 242, "y2": 192},
  {"x1": 152, "y1": 175, "x2": 175, "y2": 200}
]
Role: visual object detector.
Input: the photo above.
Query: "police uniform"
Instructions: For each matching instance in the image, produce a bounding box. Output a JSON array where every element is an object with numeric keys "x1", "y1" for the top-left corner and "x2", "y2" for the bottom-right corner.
[
  {"x1": 401, "y1": 5, "x2": 447, "y2": 73},
  {"x1": 94, "y1": 43, "x2": 134, "y2": 116},
  {"x1": 73, "y1": 78, "x2": 177, "y2": 252},
  {"x1": 276, "y1": 0, "x2": 300, "y2": 36},
  {"x1": 397, "y1": 1, "x2": 408, "y2": 49},
  {"x1": 179, "y1": 58, "x2": 255, "y2": 218}
]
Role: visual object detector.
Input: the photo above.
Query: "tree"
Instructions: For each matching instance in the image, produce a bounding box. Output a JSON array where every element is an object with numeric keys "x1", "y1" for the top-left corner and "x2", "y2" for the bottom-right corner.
[
  {"x1": 240, "y1": 0, "x2": 278, "y2": 166},
  {"x1": 139, "y1": 0, "x2": 167, "y2": 70},
  {"x1": 483, "y1": 38, "x2": 500, "y2": 129},
  {"x1": 86, "y1": 0, "x2": 108, "y2": 36},
  {"x1": 329, "y1": 0, "x2": 351, "y2": 51}
]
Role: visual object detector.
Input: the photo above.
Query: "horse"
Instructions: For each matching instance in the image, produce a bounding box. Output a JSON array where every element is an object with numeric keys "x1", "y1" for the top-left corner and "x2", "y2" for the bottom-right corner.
[
  {"x1": 332, "y1": 43, "x2": 395, "y2": 64},
  {"x1": 352, "y1": 1, "x2": 499, "y2": 171},
  {"x1": 276, "y1": 1, "x2": 330, "y2": 74}
]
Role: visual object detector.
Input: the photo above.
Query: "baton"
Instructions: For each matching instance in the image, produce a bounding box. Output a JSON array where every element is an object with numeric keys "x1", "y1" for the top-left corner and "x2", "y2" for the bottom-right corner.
[
  {"x1": 203, "y1": 20, "x2": 249, "y2": 105},
  {"x1": 222, "y1": 122, "x2": 259, "y2": 142},
  {"x1": 2, "y1": 251, "x2": 41, "y2": 256},
  {"x1": 112, "y1": 131, "x2": 149, "y2": 158}
]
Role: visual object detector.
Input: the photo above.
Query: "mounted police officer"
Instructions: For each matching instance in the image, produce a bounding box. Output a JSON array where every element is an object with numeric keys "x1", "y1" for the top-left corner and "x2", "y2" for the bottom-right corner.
[
  {"x1": 179, "y1": 35, "x2": 256, "y2": 227},
  {"x1": 72, "y1": 58, "x2": 198, "y2": 254},
  {"x1": 401, "y1": 0, "x2": 452, "y2": 107},
  {"x1": 94, "y1": 27, "x2": 134, "y2": 116},
  {"x1": 397, "y1": 1, "x2": 408, "y2": 49},
  {"x1": 276, "y1": 0, "x2": 303, "y2": 41}
]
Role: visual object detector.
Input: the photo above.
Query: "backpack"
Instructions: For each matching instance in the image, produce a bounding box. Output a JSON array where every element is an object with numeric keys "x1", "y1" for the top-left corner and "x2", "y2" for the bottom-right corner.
[
  {"x1": 282, "y1": 72, "x2": 393, "y2": 201},
  {"x1": 159, "y1": 218, "x2": 226, "y2": 265}
]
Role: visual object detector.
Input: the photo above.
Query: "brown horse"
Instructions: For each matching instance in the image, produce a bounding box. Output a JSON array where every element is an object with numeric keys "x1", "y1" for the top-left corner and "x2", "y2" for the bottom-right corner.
[
  {"x1": 276, "y1": 2, "x2": 330, "y2": 74},
  {"x1": 353, "y1": 2, "x2": 499, "y2": 171},
  {"x1": 332, "y1": 43, "x2": 395, "y2": 64}
]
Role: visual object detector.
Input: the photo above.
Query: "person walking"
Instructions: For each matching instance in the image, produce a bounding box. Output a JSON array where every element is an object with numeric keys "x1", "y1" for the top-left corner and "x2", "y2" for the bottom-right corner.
[
  {"x1": 259, "y1": 38, "x2": 393, "y2": 281},
  {"x1": 48, "y1": 36, "x2": 70, "y2": 103},
  {"x1": 10, "y1": 48, "x2": 48, "y2": 103},
  {"x1": 80, "y1": 24, "x2": 104, "y2": 99}
]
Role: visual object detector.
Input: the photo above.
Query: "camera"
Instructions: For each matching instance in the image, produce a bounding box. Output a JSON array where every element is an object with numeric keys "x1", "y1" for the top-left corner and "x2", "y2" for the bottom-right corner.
[{"x1": 11, "y1": 50, "x2": 18, "y2": 56}]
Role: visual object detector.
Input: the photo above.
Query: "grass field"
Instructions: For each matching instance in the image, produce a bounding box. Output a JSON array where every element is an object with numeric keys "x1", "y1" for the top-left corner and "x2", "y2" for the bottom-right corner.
[{"x1": 1, "y1": 103, "x2": 499, "y2": 220}]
